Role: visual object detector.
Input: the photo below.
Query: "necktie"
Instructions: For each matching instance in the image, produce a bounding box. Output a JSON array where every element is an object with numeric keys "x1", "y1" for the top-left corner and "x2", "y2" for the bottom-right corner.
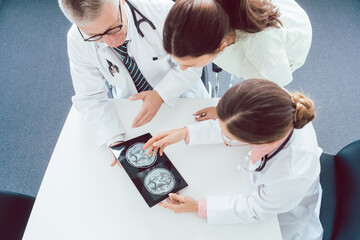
[{"x1": 113, "y1": 41, "x2": 153, "y2": 92}]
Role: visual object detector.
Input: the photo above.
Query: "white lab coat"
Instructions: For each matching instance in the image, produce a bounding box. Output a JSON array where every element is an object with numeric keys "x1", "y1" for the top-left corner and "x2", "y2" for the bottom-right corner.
[
  {"x1": 187, "y1": 120, "x2": 323, "y2": 240},
  {"x1": 67, "y1": 0, "x2": 209, "y2": 147},
  {"x1": 213, "y1": 0, "x2": 312, "y2": 86}
]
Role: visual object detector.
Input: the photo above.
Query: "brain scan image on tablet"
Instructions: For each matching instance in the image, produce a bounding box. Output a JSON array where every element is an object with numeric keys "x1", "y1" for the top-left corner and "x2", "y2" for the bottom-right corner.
[
  {"x1": 126, "y1": 142, "x2": 157, "y2": 168},
  {"x1": 111, "y1": 133, "x2": 188, "y2": 207},
  {"x1": 144, "y1": 168, "x2": 175, "y2": 195}
]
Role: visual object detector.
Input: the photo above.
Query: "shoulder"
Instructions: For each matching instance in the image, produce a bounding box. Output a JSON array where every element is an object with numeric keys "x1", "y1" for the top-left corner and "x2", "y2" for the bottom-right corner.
[
  {"x1": 266, "y1": 124, "x2": 320, "y2": 179},
  {"x1": 236, "y1": 28, "x2": 292, "y2": 85},
  {"x1": 66, "y1": 24, "x2": 98, "y2": 63},
  {"x1": 235, "y1": 28, "x2": 285, "y2": 64},
  {"x1": 67, "y1": 24, "x2": 84, "y2": 50},
  {"x1": 242, "y1": 27, "x2": 284, "y2": 50},
  {"x1": 273, "y1": 0, "x2": 312, "y2": 34},
  {"x1": 238, "y1": 0, "x2": 311, "y2": 48},
  {"x1": 288, "y1": 124, "x2": 322, "y2": 178},
  {"x1": 290, "y1": 123, "x2": 319, "y2": 154},
  {"x1": 67, "y1": 24, "x2": 80, "y2": 41},
  {"x1": 273, "y1": 0, "x2": 310, "y2": 19}
]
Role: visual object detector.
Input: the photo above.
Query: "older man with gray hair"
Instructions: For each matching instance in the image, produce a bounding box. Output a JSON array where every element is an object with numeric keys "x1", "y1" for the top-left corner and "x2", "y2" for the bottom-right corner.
[{"x1": 58, "y1": 0, "x2": 208, "y2": 166}]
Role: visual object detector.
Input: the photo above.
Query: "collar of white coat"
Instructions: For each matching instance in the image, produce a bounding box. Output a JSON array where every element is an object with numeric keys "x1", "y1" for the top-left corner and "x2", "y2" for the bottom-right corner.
[
  {"x1": 249, "y1": 129, "x2": 293, "y2": 164},
  {"x1": 97, "y1": 2, "x2": 133, "y2": 50}
]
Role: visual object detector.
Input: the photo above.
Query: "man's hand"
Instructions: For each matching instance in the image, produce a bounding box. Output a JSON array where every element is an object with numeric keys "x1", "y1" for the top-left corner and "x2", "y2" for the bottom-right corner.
[
  {"x1": 109, "y1": 141, "x2": 123, "y2": 167},
  {"x1": 193, "y1": 107, "x2": 218, "y2": 122},
  {"x1": 129, "y1": 90, "x2": 164, "y2": 128},
  {"x1": 158, "y1": 193, "x2": 198, "y2": 213},
  {"x1": 109, "y1": 151, "x2": 121, "y2": 167}
]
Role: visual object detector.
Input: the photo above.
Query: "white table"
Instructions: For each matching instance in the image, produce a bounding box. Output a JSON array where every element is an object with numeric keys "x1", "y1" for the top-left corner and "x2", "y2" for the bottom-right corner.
[{"x1": 23, "y1": 99, "x2": 282, "y2": 240}]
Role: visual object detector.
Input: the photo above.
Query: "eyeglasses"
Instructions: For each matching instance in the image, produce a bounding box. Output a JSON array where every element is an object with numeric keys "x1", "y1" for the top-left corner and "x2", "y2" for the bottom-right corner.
[
  {"x1": 77, "y1": 5, "x2": 123, "y2": 42},
  {"x1": 221, "y1": 131, "x2": 248, "y2": 147}
]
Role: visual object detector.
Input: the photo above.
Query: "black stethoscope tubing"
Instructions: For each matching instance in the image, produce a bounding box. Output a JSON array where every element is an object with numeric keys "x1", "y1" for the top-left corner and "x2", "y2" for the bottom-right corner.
[
  {"x1": 126, "y1": 0, "x2": 156, "y2": 38},
  {"x1": 255, "y1": 130, "x2": 294, "y2": 172},
  {"x1": 125, "y1": 0, "x2": 166, "y2": 61}
]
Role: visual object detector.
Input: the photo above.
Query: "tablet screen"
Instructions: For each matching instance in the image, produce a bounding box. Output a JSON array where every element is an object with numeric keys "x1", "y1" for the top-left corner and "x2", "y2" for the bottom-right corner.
[{"x1": 111, "y1": 133, "x2": 188, "y2": 208}]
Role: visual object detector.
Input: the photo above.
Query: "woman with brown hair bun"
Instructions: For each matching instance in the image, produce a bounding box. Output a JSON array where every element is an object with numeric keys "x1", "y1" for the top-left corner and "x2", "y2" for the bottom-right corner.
[
  {"x1": 144, "y1": 79, "x2": 323, "y2": 240},
  {"x1": 163, "y1": 0, "x2": 312, "y2": 121}
]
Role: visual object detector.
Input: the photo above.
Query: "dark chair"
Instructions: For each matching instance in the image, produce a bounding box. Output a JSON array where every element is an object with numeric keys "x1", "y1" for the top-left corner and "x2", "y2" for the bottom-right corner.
[
  {"x1": 320, "y1": 140, "x2": 360, "y2": 240},
  {"x1": 0, "y1": 191, "x2": 35, "y2": 240},
  {"x1": 200, "y1": 63, "x2": 223, "y2": 98},
  {"x1": 200, "y1": 65, "x2": 210, "y2": 94}
]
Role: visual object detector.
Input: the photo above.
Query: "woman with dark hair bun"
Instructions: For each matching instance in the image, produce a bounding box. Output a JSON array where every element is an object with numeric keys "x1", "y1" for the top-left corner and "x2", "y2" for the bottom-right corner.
[
  {"x1": 144, "y1": 79, "x2": 322, "y2": 240},
  {"x1": 163, "y1": 0, "x2": 312, "y2": 121}
]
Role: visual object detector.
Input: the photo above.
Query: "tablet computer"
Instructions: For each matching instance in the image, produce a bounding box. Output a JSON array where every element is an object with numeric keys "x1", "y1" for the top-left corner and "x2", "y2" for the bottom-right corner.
[{"x1": 111, "y1": 133, "x2": 188, "y2": 208}]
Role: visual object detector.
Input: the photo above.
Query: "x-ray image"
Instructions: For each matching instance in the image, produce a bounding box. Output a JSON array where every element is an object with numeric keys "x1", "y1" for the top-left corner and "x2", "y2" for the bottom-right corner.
[
  {"x1": 126, "y1": 142, "x2": 157, "y2": 168},
  {"x1": 110, "y1": 133, "x2": 188, "y2": 208},
  {"x1": 144, "y1": 168, "x2": 175, "y2": 195}
]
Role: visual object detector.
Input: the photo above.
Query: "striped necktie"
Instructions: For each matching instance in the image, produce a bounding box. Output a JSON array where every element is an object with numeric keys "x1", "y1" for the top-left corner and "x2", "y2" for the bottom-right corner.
[{"x1": 113, "y1": 41, "x2": 153, "y2": 92}]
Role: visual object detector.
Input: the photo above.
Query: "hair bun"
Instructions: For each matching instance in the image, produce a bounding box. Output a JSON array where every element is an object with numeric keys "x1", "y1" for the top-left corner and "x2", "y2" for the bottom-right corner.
[{"x1": 291, "y1": 92, "x2": 315, "y2": 129}]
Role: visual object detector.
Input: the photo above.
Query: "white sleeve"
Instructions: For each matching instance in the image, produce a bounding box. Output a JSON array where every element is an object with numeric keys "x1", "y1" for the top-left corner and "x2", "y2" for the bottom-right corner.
[
  {"x1": 186, "y1": 119, "x2": 223, "y2": 145},
  {"x1": 155, "y1": 66, "x2": 204, "y2": 107},
  {"x1": 207, "y1": 177, "x2": 312, "y2": 224},
  {"x1": 67, "y1": 27, "x2": 125, "y2": 147},
  {"x1": 207, "y1": 152, "x2": 319, "y2": 224}
]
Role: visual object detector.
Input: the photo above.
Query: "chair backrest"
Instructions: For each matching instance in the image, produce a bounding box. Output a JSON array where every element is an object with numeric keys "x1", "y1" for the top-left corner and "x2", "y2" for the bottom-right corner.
[
  {"x1": 319, "y1": 152, "x2": 337, "y2": 240},
  {"x1": 333, "y1": 140, "x2": 360, "y2": 239},
  {"x1": 0, "y1": 191, "x2": 35, "y2": 240},
  {"x1": 201, "y1": 65, "x2": 210, "y2": 92}
]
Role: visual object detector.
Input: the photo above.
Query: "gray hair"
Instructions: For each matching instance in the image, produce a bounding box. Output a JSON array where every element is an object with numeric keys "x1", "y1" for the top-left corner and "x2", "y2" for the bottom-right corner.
[{"x1": 58, "y1": 0, "x2": 119, "y2": 26}]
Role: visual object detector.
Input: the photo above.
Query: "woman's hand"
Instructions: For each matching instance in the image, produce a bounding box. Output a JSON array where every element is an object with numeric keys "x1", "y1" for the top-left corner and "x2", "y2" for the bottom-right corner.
[
  {"x1": 193, "y1": 107, "x2": 218, "y2": 122},
  {"x1": 143, "y1": 128, "x2": 188, "y2": 156},
  {"x1": 158, "y1": 193, "x2": 198, "y2": 213}
]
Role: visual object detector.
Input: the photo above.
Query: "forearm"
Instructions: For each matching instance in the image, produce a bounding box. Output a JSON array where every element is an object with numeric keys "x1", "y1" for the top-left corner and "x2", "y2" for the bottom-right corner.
[
  {"x1": 186, "y1": 119, "x2": 223, "y2": 146},
  {"x1": 155, "y1": 67, "x2": 202, "y2": 107},
  {"x1": 206, "y1": 175, "x2": 317, "y2": 224},
  {"x1": 72, "y1": 91, "x2": 125, "y2": 147}
]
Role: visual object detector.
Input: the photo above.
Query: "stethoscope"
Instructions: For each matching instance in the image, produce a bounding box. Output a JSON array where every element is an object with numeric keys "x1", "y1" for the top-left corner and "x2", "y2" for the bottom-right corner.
[
  {"x1": 126, "y1": 0, "x2": 155, "y2": 38},
  {"x1": 255, "y1": 130, "x2": 294, "y2": 172},
  {"x1": 125, "y1": 0, "x2": 167, "y2": 61},
  {"x1": 107, "y1": 0, "x2": 169, "y2": 96}
]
